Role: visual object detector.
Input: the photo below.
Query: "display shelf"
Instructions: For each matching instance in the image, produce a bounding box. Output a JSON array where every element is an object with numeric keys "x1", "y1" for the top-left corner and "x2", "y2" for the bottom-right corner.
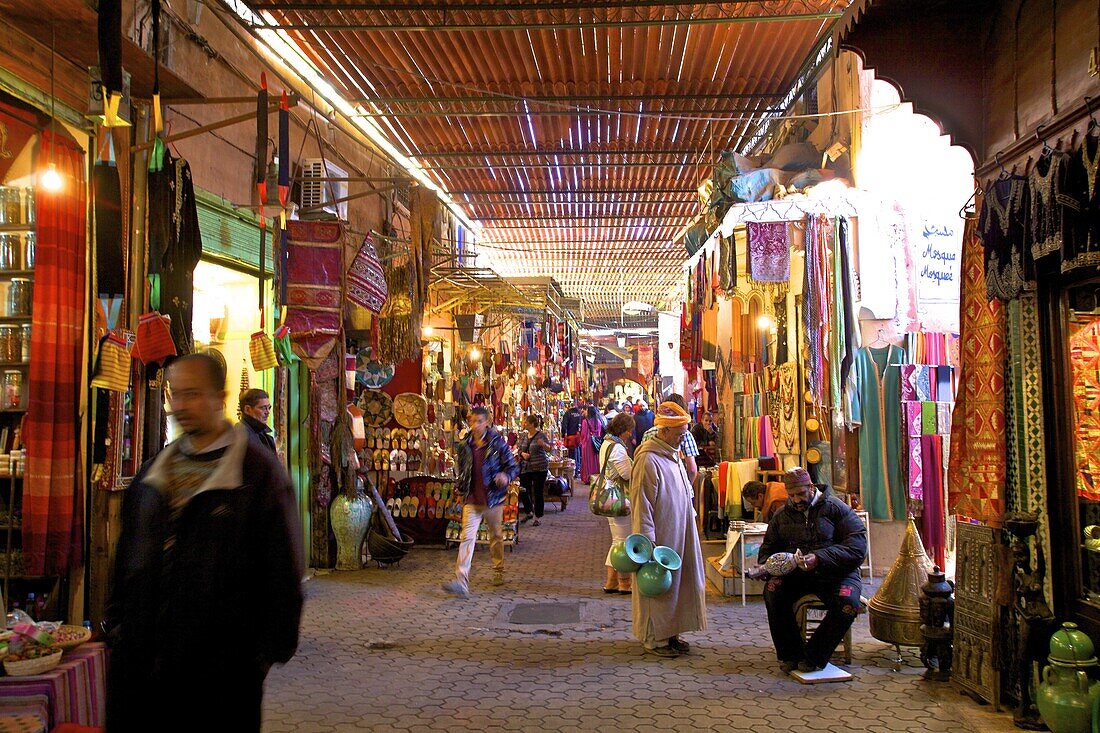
[
  {"x1": 0, "y1": 317, "x2": 30, "y2": 324},
  {"x1": 0, "y1": 225, "x2": 32, "y2": 233},
  {"x1": 0, "y1": 362, "x2": 29, "y2": 368},
  {"x1": 0, "y1": 271, "x2": 33, "y2": 279},
  {"x1": 0, "y1": 408, "x2": 26, "y2": 413}
]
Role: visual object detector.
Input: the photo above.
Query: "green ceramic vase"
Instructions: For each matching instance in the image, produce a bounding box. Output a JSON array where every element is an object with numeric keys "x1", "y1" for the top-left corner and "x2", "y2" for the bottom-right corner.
[
  {"x1": 609, "y1": 542, "x2": 642, "y2": 573},
  {"x1": 1051, "y1": 623, "x2": 1097, "y2": 664},
  {"x1": 1037, "y1": 665, "x2": 1099, "y2": 733}
]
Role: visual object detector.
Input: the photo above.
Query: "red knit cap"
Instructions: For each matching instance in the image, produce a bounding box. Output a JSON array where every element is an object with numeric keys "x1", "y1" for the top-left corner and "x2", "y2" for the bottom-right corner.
[{"x1": 782, "y1": 467, "x2": 814, "y2": 489}]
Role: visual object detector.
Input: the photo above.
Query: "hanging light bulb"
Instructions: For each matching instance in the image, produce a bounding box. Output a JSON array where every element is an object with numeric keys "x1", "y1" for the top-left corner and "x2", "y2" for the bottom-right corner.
[
  {"x1": 526, "y1": 365, "x2": 536, "y2": 377},
  {"x1": 422, "y1": 325, "x2": 435, "y2": 337},
  {"x1": 40, "y1": 162, "x2": 62, "y2": 192},
  {"x1": 756, "y1": 314, "x2": 776, "y2": 331},
  {"x1": 469, "y1": 346, "x2": 481, "y2": 361}
]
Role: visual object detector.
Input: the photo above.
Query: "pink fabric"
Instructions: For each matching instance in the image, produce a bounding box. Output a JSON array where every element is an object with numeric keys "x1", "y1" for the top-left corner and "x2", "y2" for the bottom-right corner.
[
  {"x1": 0, "y1": 643, "x2": 106, "y2": 727},
  {"x1": 747, "y1": 221, "x2": 790, "y2": 282},
  {"x1": 920, "y1": 435, "x2": 946, "y2": 568},
  {"x1": 285, "y1": 220, "x2": 344, "y2": 369},
  {"x1": 904, "y1": 401, "x2": 923, "y2": 437},
  {"x1": 908, "y1": 437, "x2": 924, "y2": 500},
  {"x1": 346, "y1": 233, "x2": 387, "y2": 313},
  {"x1": 579, "y1": 417, "x2": 603, "y2": 483},
  {"x1": 758, "y1": 415, "x2": 777, "y2": 457}
]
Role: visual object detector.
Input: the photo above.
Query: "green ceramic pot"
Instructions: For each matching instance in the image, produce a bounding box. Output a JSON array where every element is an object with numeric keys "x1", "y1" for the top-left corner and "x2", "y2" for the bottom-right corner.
[
  {"x1": 1051, "y1": 623, "x2": 1097, "y2": 664},
  {"x1": 652, "y1": 545, "x2": 682, "y2": 571},
  {"x1": 1037, "y1": 665, "x2": 1099, "y2": 733},
  {"x1": 624, "y1": 534, "x2": 654, "y2": 565},
  {"x1": 609, "y1": 542, "x2": 642, "y2": 573},
  {"x1": 636, "y1": 561, "x2": 673, "y2": 597}
]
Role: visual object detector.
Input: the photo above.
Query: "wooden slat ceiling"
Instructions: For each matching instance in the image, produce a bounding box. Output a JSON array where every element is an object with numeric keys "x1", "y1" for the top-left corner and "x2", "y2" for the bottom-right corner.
[{"x1": 243, "y1": 1, "x2": 848, "y2": 318}]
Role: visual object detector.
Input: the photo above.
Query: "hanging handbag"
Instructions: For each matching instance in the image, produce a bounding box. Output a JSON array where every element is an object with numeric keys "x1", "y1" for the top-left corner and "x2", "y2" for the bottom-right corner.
[
  {"x1": 250, "y1": 330, "x2": 278, "y2": 371},
  {"x1": 588, "y1": 438, "x2": 631, "y2": 518},
  {"x1": 90, "y1": 329, "x2": 134, "y2": 392},
  {"x1": 133, "y1": 311, "x2": 176, "y2": 365},
  {"x1": 249, "y1": 307, "x2": 278, "y2": 371}
]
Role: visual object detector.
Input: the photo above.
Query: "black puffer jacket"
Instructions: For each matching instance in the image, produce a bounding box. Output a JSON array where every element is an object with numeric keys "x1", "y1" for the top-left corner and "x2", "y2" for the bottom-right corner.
[{"x1": 758, "y1": 492, "x2": 867, "y2": 582}]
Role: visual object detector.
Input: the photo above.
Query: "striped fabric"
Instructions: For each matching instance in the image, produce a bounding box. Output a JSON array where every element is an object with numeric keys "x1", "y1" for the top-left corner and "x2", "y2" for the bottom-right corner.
[{"x1": 23, "y1": 133, "x2": 86, "y2": 576}]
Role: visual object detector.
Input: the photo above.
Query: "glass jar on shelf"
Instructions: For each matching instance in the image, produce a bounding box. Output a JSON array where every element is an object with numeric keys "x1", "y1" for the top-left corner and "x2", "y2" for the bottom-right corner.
[
  {"x1": 22, "y1": 233, "x2": 34, "y2": 270},
  {"x1": 23, "y1": 188, "x2": 33, "y2": 226},
  {"x1": 7, "y1": 278, "x2": 31, "y2": 317},
  {"x1": 0, "y1": 187, "x2": 20, "y2": 225},
  {"x1": 3, "y1": 370, "x2": 22, "y2": 409},
  {"x1": 0, "y1": 235, "x2": 18, "y2": 271},
  {"x1": 0, "y1": 327, "x2": 17, "y2": 362},
  {"x1": 20, "y1": 324, "x2": 29, "y2": 362}
]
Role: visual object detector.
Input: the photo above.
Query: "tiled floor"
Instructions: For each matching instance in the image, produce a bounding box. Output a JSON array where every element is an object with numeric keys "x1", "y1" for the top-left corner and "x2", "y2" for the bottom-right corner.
[{"x1": 263, "y1": 494, "x2": 1017, "y2": 732}]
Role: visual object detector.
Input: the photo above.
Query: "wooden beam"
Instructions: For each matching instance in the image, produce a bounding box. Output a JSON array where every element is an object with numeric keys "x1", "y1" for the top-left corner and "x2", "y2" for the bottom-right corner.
[{"x1": 129, "y1": 97, "x2": 299, "y2": 153}]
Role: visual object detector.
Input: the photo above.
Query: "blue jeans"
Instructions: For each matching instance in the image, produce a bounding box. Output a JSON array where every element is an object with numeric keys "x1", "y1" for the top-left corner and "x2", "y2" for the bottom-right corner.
[{"x1": 572, "y1": 445, "x2": 582, "y2": 475}]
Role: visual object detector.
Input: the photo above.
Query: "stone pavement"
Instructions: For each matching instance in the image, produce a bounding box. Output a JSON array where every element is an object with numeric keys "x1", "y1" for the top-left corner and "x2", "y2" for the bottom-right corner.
[{"x1": 263, "y1": 493, "x2": 1018, "y2": 733}]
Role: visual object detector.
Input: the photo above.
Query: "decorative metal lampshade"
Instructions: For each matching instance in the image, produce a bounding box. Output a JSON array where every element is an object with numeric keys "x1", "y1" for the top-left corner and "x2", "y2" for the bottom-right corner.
[{"x1": 869, "y1": 517, "x2": 935, "y2": 647}]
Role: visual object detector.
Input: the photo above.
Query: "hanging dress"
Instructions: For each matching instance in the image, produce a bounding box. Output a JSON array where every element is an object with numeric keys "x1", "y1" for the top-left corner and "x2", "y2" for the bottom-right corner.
[{"x1": 850, "y1": 344, "x2": 906, "y2": 521}]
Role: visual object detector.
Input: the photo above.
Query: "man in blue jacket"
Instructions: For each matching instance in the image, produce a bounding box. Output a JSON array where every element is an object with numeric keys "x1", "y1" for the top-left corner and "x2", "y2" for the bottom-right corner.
[
  {"x1": 443, "y1": 406, "x2": 520, "y2": 598},
  {"x1": 754, "y1": 467, "x2": 867, "y2": 674}
]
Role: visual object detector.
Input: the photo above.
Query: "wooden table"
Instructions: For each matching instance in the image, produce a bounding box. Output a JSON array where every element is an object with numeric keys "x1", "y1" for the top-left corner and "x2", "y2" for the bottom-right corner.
[{"x1": 0, "y1": 643, "x2": 106, "y2": 729}]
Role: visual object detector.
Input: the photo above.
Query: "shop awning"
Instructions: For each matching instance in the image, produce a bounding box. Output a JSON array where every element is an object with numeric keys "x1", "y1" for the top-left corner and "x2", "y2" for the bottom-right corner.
[{"x1": 833, "y1": 0, "x2": 990, "y2": 159}]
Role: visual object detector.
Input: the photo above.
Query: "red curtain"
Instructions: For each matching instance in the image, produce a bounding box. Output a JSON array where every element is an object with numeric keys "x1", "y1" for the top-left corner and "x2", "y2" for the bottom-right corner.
[{"x1": 23, "y1": 131, "x2": 87, "y2": 576}]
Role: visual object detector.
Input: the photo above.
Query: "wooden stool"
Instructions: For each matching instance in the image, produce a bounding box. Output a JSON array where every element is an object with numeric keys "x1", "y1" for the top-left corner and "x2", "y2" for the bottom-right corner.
[{"x1": 794, "y1": 593, "x2": 869, "y2": 665}]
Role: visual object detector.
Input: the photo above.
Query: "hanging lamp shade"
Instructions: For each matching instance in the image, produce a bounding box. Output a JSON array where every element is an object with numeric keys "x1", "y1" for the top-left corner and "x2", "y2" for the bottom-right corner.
[{"x1": 868, "y1": 517, "x2": 934, "y2": 647}]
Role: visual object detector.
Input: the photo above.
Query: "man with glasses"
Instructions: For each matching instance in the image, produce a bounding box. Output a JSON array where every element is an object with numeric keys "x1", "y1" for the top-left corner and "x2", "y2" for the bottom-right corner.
[
  {"x1": 240, "y1": 388, "x2": 276, "y2": 453},
  {"x1": 105, "y1": 353, "x2": 303, "y2": 730}
]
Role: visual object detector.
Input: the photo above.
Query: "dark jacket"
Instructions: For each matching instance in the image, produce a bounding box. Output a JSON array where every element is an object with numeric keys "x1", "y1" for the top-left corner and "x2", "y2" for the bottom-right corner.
[
  {"x1": 561, "y1": 408, "x2": 583, "y2": 437},
  {"x1": 105, "y1": 425, "x2": 304, "y2": 731},
  {"x1": 454, "y1": 427, "x2": 520, "y2": 508},
  {"x1": 633, "y1": 408, "x2": 655, "y2": 445},
  {"x1": 241, "y1": 413, "x2": 276, "y2": 453},
  {"x1": 517, "y1": 429, "x2": 550, "y2": 474},
  {"x1": 758, "y1": 491, "x2": 867, "y2": 583}
]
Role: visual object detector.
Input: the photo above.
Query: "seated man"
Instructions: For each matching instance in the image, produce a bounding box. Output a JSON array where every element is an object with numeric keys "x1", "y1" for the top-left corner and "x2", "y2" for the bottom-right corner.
[
  {"x1": 742, "y1": 480, "x2": 788, "y2": 522},
  {"x1": 752, "y1": 467, "x2": 867, "y2": 674}
]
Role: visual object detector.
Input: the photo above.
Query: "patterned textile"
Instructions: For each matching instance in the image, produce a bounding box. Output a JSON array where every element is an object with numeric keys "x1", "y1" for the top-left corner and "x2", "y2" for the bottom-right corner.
[
  {"x1": 900, "y1": 364, "x2": 933, "y2": 401},
  {"x1": 24, "y1": 133, "x2": 85, "y2": 576},
  {"x1": 346, "y1": 234, "x2": 387, "y2": 314},
  {"x1": 0, "y1": 643, "x2": 107, "y2": 727},
  {"x1": 948, "y1": 215, "x2": 1006, "y2": 524},
  {"x1": 747, "y1": 221, "x2": 790, "y2": 282},
  {"x1": 904, "y1": 401, "x2": 923, "y2": 437},
  {"x1": 802, "y1": 215, "x2": 829, "y2": 402},
  {"x1": 637, "y1": 345, "x2": 655, "y2": 380},
  {"x1": 908, "y1": 437, "x2": 924, "y2": 501},
  {"x1": 921, "y1": 401, "x2": 937, "y2": 435},
  {"x1": 1070, "y1": 317, "x2": 1100, "y2": 500},
  {"x1": 936, "y1": 402, "x2": 954, "y2": 436},
  {"x1": 285, "y1": 220, "x2": 344, "y2": 370}
]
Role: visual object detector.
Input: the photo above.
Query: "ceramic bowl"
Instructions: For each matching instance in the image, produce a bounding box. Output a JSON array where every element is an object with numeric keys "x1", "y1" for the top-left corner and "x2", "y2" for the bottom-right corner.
[
  {"x1": 764, "y1": 552, "x2": 798, "y2": 576},
  {"x1": 1085, "y1": 526, "x2": 1100, "y2": 552},
  {"x1": 624, "y1": 534, "x2": 654, "y2": 565},
  {"x1": 636, "y1": 561, "x2": 673, "y2": 597},
  {"x1": 652, "y1": 545, "x2": 682, "y2": 572},
  {"x1": 609, "y1": 542, "x2": 642, "y2": 573}
]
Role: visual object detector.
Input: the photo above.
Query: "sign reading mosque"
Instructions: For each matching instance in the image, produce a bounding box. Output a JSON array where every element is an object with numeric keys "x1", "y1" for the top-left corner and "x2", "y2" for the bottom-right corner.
[{"x1": 915, "y1": 219, "x2": 962, "y2": 304}]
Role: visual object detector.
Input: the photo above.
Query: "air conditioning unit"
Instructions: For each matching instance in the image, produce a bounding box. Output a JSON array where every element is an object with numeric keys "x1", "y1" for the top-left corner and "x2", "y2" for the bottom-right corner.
[{"x1": 299, "y1": 158, "x2": 348, "y2": 220}]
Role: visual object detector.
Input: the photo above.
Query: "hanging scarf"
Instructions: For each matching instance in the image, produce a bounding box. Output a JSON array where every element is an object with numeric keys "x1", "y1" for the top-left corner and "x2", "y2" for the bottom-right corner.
[{"x1": 747, "y1": 221, "x2": 791, "y2": 282}]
